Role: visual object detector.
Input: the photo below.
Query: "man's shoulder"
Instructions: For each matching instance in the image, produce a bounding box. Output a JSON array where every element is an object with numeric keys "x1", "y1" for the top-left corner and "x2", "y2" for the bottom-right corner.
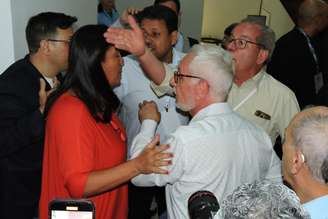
[
  {"x1": 172, "y1": 48, "x2": 186, "y2": 63},
  {"x1": 263, "y1": 72, "x2": 297, "y2": 98},
  {"x1": 173, "y1": 110, "x2": 265, "y2": 140},
  {"x1": 0, "y1": 58, "x2": 38, "y2": 92},
  {"x1": 275, "y1": 28, "x2": 305, "y2": 47}
]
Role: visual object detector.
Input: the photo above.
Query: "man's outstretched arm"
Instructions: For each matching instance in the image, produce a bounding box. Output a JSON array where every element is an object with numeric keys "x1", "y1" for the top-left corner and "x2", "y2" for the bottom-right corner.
[{"x1": 104, "y1": 15, "x2": 166, "y2": 85}]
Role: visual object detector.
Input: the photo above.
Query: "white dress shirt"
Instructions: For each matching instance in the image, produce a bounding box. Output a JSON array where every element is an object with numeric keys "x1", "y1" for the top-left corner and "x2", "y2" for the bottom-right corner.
[
  {"x1": 114, "y1": 49, "x2": 189, "y2": 156},
  {"x1": 130, "y1": 103, "x2": 282, "y2": 219}
]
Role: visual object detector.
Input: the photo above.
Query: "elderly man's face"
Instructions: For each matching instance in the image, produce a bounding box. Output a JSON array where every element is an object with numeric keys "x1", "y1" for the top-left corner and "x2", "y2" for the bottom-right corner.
[
  {"x1": 226, "y1": 23, "x2": 264, "y2": 74},
  {"x1": 171, "y1": 54, "x2": 199, "y2": 112}
]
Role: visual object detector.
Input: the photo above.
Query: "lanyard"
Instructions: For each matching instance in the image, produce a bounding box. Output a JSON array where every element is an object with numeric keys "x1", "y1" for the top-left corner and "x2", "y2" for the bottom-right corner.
[
  {"x1": 233, "y1": 73, "x2": 265, "y2": 111},
  {"x1": 297, "y1": 28, "x2": 320, "y2": 74}
]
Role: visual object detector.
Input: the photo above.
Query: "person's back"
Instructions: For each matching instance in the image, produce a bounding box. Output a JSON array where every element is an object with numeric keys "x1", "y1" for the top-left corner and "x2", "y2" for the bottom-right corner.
[{"x1": 162, "y1": 104, "x2": 281, "y2": 218}]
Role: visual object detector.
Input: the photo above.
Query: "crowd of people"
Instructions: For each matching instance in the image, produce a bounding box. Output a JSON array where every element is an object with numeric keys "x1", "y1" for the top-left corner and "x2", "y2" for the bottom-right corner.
[{"x1": 0, "y1": 0, "x2": 328, "y2": 219}]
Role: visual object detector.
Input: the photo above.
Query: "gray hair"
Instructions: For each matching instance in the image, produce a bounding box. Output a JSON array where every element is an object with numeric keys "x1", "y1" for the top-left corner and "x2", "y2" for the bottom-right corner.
[
  {"x1": 188, "y1": 44, "x2": 234, "y2": 101},
  {"x1": 240, "y1": 18, "x2": 276, "y2": 61},
  {"x1": 292, "y1": 107, "x2": 328, "y2": 183},
  {"x1": 218, "y1": 180, "x2": 310, "y2": 219}
]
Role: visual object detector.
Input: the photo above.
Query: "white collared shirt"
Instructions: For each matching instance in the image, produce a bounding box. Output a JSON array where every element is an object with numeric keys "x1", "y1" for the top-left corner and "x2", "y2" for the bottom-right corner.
[
  {"x1": 150, "y1": 67, "x2": 300, "y2": 144},
  {"x1": 114, "y1": 48, "x2": 188, "y2": 155},
  {"x1": 130, "y1": 103, "x2": 282, "y2": 219}
]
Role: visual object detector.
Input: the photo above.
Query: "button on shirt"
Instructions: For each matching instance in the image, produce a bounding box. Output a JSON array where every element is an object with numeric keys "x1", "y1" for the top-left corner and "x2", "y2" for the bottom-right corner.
[
  {"x1": 130, "y1": 103, "x2": 282, "y2": 219},
  {"x1": 113, "y1": 48, "x2": 189, "y2": 156},
  {"x1": 227, "y1": 69, "x2": 300, "y2": 144}
]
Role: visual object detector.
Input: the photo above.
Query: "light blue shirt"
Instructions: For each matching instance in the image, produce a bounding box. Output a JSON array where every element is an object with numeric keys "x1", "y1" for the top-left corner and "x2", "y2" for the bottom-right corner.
[
  {"x1": 97, "y1": 9, "x2": 119, "y2": 27},
  {"x1": 303, "y1": 195, "x2": 328, "y2": 219}
]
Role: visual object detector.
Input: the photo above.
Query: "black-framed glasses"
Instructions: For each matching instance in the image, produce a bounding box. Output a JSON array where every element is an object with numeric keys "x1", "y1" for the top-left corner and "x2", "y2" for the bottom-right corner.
[
  {"x1": 174, "y1": 71, "x2": 203, "y2": 84},
  {"x1": 47, "y1": 39, "x2": 71, "y2": 44},
  {"x1": 227, "y1": 38, "x2": 264, "y2": 49}
]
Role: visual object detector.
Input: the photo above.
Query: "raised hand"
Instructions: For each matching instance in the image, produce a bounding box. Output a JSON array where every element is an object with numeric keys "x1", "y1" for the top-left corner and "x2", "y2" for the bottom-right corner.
[
  {"x1": 39, "y1": 78, "x2": 60, "y2": 114},
  {"x1": 138, "y1": 100, "x2": 161, "y2": 123},
  {"x1": 104, "y1": 15, "x2": 146, "y2": 57},
  {"x1": 120, "y1": 7, "x2": 143, "y2": 25}
]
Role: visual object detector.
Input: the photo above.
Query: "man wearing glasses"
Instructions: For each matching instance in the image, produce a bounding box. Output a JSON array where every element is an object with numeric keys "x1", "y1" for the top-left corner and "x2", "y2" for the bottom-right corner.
[
  {"x1": 106, "y1": 17, "x2": 299, "y2": 156},
  {"x1": 128, "y1": 45, "x2": 281, "y2": 219},
  {"x1": 225, "y1": 19, "x2": 300, "y2": 150},
  {"x1": 0, "y1": 12, "x2": 76, "y2": 219}
]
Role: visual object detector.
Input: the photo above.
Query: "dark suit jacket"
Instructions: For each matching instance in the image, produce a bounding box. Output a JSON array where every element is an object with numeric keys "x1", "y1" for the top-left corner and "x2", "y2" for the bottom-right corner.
[
  {"x1": 0, "y1": 56, "x2": 52, "y2": 219},
  {"x1": 267, "y1": 27, "x2": 321, "y2": 109}
]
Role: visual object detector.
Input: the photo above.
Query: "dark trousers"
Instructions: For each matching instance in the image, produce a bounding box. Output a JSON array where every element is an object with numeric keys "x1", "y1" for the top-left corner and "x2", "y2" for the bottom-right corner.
[{"x1": 128, "y1": 182, "x2": 166, "y2": 219}]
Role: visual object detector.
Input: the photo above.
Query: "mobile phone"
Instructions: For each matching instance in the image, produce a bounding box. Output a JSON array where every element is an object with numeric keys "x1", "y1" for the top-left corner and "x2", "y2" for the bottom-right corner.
[{"x1": 49, "y1": 199, "x2": 95, "y2": 219}]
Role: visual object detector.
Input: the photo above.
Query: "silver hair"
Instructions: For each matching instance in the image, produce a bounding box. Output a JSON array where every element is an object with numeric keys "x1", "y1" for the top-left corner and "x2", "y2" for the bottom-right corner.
[
  {"x1": 218, "y1": 180, "x2": 310, "y2": 218},
  {"x1": 292, "y1": 108, "x2": 328, "y2": 183},
  {"x1": 188, "y1": 44, "x2": 234, "y2": 101},
  {"x1": 240, "y1": 18, "x2": 276, "y2": 61}
]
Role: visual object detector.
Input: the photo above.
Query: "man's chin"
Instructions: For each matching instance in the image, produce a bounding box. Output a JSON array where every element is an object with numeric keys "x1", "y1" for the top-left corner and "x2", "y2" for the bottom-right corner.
[{"x1": 176, "y1": 103, "x2": 193, "y2": 112}]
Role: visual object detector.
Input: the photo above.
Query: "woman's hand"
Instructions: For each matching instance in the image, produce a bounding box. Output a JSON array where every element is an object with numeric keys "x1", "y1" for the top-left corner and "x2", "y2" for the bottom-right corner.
[{"x1": 134, "y1": 135, "x2": 173, "y2": 175}]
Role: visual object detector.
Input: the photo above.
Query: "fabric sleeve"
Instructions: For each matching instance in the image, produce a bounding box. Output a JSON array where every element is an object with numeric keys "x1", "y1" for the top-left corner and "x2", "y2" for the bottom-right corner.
[
  {"x1": 52, "y1": 102, "x2": 96, "y2": 198},
  {"x1": 150, "y1": 64, "x2": 175, "y2": 97},
  {"x1": 0, "y1": 89, "x2": 44, "y2": 157},
  {"x1": 262, "y1": 133, "x2": 283, "y2": 183},
  {"x1": 276, "y1": 90, "x2": 300, "y2": 142},
  {"x1": 130, "y1": 124, "x2": 185, "y2": 186}
]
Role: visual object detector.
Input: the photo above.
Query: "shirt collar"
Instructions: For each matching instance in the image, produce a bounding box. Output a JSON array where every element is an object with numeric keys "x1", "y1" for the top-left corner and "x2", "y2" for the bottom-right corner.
[
  {"x1": 190, "y1": 102, "x2": 233, "y2": 123},
  {"x1": 233, "y1": 68, "x2": 266, "y2": 89}
]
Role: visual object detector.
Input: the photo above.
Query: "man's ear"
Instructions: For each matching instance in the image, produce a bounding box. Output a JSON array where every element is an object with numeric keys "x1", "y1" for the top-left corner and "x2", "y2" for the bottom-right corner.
[
  {"x1": 195, "y1": 79, "x2": 209, "y2": 100},
  {"x1": 291, "y1": 148, "x2": 306, "y2": 175},
  {"x1": 170, "y1": 30, "x2": 178, "y2": 46},
  {"x1": 256, "y1": 49, "x2": 269, "y2": 65},
  {"x1": 39, "y1": 39, "x2": 51, "y2": 55}
]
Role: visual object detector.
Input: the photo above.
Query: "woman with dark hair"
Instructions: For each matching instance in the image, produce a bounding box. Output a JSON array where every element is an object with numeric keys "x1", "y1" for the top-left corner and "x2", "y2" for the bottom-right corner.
[
  {"x1": 97, "y1": 0, "x2": 119, "y2": 26},
  {"x1": 39, "y1": 25, "x2": 171, "y2": 219}
]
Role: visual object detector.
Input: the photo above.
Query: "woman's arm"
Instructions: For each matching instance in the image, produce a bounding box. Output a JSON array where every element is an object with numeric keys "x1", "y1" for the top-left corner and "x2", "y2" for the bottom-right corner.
[{"x1": 83, "y1": 135, "x2": 172, "y2": 197}]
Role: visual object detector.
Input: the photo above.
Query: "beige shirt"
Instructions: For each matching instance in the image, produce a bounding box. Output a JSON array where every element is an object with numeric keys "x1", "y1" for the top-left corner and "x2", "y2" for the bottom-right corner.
[
  {"x1": 150, "y1": 67, "x2": 300, "y2": 144},
  {"x1": 227, "y1": 69, "x2": 300, "y2": 144}
]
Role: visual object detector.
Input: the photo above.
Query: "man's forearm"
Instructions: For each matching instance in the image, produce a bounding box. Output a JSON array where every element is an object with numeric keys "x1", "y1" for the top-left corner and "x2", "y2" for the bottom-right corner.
[{"x1": 139, "y1": 48, "x2": 166, "y2": 85}]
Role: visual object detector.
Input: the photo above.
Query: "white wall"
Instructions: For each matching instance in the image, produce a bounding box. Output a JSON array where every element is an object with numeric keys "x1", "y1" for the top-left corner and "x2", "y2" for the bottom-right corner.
[
  {"x1": 116, "y1": 0, "x2": 204, "y2": 40},
  {"x1": 10, "y1": 0, "x2": 97, "y2": 61},
  {"x1": 202, "y1": 0, "x2": 294, "y2": 40},
  {"x1": 0, "y1": 0, "x2": 15, "y2": 73}
]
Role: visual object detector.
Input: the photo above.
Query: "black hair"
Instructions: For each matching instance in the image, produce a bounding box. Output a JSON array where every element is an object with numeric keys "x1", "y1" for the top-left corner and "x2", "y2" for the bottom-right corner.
[
  {"x1": 97, "y1": 3, "x2": 103, "y2": 12},
  {"x1": 224, "y1": 22, "x2": 238, "y2": 37},
  {"x1": 135, "y1": 5, "x2": 178, "y2": 33},
  {"x1": 45, "y1": 25, "x2": 120, "y2": 123},
  {"x1": 154, "y1": 0, "x2": 181, "y2": 14},
  {"x1": 25, "y1": 12, "x2": 77, "y2": 54}
]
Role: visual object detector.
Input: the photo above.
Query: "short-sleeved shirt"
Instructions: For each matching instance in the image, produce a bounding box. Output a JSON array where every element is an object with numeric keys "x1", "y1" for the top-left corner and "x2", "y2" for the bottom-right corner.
[
  {"x1": 39, "y1": 93, "x2": 128, "y2": 219},
  {"x1": 227, "y1": 69, "x2": 300, "y2": 144}
]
